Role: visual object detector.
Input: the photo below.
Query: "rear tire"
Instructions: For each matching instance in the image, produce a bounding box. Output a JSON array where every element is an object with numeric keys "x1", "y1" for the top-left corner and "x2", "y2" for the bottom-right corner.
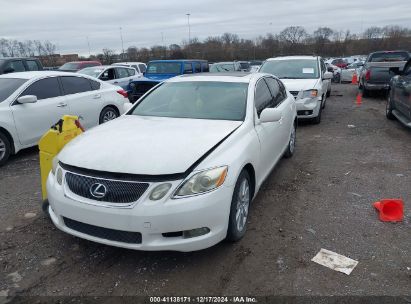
[
  {"x1": 362, "y1": 88, "x2": 369, "y2": 98},
  {"x1": 0, "y1": 131, "x2": 11, "y2": 167},
  {"x1": 283, "y1": 123, "x2": 296, "y2": 158},
  {"x1": 99, "y1": 106, "x2": 119, "y2": 124},
  {"x1": 386, "y1": 93, "x2": 396, "y2": 120},
  {"x1": 226, "y1": 170, "x2": 251, "y2": 242}
]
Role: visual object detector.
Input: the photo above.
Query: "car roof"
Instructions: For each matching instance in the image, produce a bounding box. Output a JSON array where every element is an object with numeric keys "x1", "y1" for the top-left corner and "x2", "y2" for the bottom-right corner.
[
  {"x1": 148, "y1": 59, "x2": 207, "y2": 63},
  {"x1": 267, "y1": 56, "x2": 319, "y2": 61},
  {"x1": 0, "y1": 71, "x2": 84, "y2": 79},
  {"x1": 113, "y1": 62, "x2": 146, "y2": 65},
  {"x1": 167, "y1": 72, "x2": 271, "y2": 83}
]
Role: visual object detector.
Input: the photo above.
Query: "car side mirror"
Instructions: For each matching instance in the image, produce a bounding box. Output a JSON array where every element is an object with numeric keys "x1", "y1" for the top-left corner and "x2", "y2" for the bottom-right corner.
[
  {"x1": 260, "y1": 108, "x2": 282, "y2": 123},
  {"x1": 17, "y1": 95, "x2": 37, "y2": 104},
  {"x1": 323, "y1": 71, "x2": 333, "y2": 80},
  {"x1": 4, "y1": 67, "x2": 15, "y2": 74},
  {"x1": 100, "y1": 76, "x2": 109, "y2": 81}
]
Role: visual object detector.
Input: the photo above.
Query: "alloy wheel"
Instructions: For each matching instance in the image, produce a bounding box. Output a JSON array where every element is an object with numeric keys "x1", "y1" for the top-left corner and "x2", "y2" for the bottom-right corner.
[
  {"x1": 103, "y1": 110, "x2": 117, "y2": 122},
  {"x1": 0, "y1": 138, "x2": 5, "y2": 161},
  {"x1": 235, "y1": 178, "x2": 250, "y2": 232}
]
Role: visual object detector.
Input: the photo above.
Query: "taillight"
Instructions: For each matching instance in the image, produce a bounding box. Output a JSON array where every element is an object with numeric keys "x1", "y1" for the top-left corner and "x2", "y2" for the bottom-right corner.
[
  {"x1": 365, "y1": 70, "x2": 371, "y2": 81},
  {"x1": 117, "y1": 89, "x2": 128, "y2": 98}
]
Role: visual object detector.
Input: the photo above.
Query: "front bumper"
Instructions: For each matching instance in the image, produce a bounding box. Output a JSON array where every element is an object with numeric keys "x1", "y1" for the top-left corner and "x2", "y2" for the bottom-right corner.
[
  {"x1": 47, "y1": 170, "x2": 234, "y2": 252},
  {"x1": 295, "y1": 97, "x2": 321, "y2": 119}
]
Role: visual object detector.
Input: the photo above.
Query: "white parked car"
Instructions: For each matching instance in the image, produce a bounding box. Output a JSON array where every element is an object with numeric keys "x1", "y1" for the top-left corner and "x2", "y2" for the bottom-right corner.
[
  {"x1": 0, "y1": 71, "x2": 131, "y2": 166},
  {"x1": 112, "y1": 62, "x2": 147, "y2": 74},
  {"x1": 340, "y1": 61, "x2": 364, "y2": 82},
  {"x1": 78, "y1": 65, "x2": 141, "y2": 89},
  {"x1": 47, "y1": 73, "x2": 297, "y2": 252},
  {"x1": 260, "y1": 56, "x2": 333, "y2": 124}
]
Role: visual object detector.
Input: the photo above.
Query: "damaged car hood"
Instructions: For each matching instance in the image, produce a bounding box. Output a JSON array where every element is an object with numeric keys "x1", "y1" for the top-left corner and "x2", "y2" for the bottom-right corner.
[
  {"x1": 280, "y1": 78, "x2": 320, "y2": 92},
  {"x1": 58, "y1": 115, "x2": 242, "y2": 175}
]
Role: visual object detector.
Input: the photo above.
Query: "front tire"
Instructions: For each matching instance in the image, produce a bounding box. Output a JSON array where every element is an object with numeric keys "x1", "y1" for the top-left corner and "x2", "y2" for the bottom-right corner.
[
  {"x1": 312, "y1": 107, "x2": 322, "y2": 124},
  {"x1": 226, "y1": 170, "x2": 251, "y2": 242},
  {"x1": 0, "y1": 131, "x2": 11, "y2": 167},
  {"x1": 99, "y1": 106, "x2": 119, "y2": 124},
  {"x1": 283, "y1": 123, "x2": 296, "y2": 158},
  {"x1": 386, "y1": 93, "x2": 395, "y2": 120}
]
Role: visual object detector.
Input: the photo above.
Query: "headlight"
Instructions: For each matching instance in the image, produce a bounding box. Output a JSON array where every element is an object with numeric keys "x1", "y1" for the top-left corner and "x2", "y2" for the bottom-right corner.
[
  {"x1": 174, "y1": 166, "x2": 228, "y2": 198},
  {"x1": 298, "y1": 89, "x2": 318, "y2": 99},
  {"x1": 149, "y1": 183, "x2": 172, "y2": 201},
  {"x1": 51, "y1": 157, "x2": 59, "y2": 175}
]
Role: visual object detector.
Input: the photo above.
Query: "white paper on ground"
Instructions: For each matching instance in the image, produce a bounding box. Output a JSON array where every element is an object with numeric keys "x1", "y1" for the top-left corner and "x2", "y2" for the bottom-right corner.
[{"x1": 311, "y1": 248, "x2": 358, "y2": 275}]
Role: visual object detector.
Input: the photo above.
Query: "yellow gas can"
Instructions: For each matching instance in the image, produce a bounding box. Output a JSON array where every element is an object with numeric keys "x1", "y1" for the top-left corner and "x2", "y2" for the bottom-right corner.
[{"x1": 39, "y1": 115, "x2": 83, "y2": 202}]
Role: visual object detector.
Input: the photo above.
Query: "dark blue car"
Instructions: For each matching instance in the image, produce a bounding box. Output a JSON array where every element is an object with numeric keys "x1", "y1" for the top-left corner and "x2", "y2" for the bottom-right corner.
[{"x1": 128, "y1": 59, "x2": 209, "y2": 102}]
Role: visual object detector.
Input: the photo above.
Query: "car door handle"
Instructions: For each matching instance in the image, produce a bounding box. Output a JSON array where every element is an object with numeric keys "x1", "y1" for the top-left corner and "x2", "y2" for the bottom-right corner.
[
  {"x1": 93, "y1": 94, "x2": 101, "y2": 99},
  {"x1": 113, "y1": 81, "x2": 119, "y2": 84},
  {"x1": 57, "y1": 102, "x2": 68, "y2": 108}
]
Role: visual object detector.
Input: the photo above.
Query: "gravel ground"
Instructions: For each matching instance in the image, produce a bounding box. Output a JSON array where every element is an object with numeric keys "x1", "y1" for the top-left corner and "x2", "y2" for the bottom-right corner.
[{"x1": 0, "y1": 84, "x2": 410, "y2": 303}]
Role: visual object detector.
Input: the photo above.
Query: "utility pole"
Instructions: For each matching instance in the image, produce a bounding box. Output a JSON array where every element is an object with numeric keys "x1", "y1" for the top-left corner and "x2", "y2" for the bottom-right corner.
[
  {"x1": 186, "y1": 13, "x2": 191, "y2": 57},
  {"x1": 86, "y1": 36, "x2": 91, "y2": 58},
  {"x1": 119, "y1": 27, "x2": 125, "y2": 60}
]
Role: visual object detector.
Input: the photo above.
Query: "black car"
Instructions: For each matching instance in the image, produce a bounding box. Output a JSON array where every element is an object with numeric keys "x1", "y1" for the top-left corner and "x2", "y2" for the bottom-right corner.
[
  {"x1": 0, "y1": 57, "x2": 43, "y2": 74},
  {"x1": 386, "y1": 59, "x2": 411, "y2": 128}
]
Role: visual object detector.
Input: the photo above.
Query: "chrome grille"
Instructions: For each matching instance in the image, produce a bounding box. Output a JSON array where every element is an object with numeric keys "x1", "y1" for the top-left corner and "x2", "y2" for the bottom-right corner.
[{"x1": 65, "y1": 172, "x2": 149, "y2": 204}]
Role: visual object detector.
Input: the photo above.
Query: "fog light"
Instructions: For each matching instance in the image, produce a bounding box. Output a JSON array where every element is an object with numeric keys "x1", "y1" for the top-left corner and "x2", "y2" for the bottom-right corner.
[
  {"x1": 56, "y1": 168, "x2": 63, "y2": 185},
  {"x1": 149, "y1": 183, "x2": 172, "y2": 201},
  {"x1": 183, "y1": 227, "x2": 210, "y2": 239}
]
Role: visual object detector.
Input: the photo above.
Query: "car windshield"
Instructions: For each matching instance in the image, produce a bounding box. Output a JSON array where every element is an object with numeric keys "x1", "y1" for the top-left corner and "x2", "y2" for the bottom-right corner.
[
  {"x1": 131, "y1": 81, "x2": 248, "y2": 121},
  {"x1": 210, "y1": 64, "x2": 235, "y2": 72},
  {"x1": 59, "y1": 62, "x2": 80, "y2": 70},
  {"x1": 260, "y1": 59, "x2": 320, "y2": 79},
  {"x1": 146, "y1": 62, "x2": 181, "y2": 74},
  {"x1": 369, "y1": 52, "x2": 409, "y2": 62},
  {"x1": 0, "y1": 78, "x2": 27, "y2": 103},
  {"x1": 78, "y1": 67, "x2": 104, "y2": 77}
]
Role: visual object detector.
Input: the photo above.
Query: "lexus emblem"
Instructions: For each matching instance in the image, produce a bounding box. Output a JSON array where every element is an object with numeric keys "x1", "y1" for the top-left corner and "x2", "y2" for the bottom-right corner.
[{"x1": 90, "y1": 183, "x2": 107, "y2": 199}]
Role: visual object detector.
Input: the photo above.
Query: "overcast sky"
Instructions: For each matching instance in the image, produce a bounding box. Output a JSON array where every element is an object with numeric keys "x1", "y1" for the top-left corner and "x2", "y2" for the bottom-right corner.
[{"x1": 1, "y1": 0, "x2": 410, "y2": 55}]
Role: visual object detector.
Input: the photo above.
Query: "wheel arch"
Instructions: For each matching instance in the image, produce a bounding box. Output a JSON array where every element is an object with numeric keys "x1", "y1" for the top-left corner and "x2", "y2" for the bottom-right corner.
[
  {"x1": 242, "y1": 163, "x2": 256, "y2": 199},
  {"x1": 0, "y1": 127, "x2": 15, "y2": 154}
]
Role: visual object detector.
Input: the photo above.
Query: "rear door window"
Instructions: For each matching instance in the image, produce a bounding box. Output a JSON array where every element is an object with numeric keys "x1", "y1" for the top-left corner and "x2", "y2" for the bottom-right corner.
[
  {"x1": 201, "y1": 62, "x2": 209, "y2": 72},
  {"x1": 194, "y1": 63, "x2": 201, "y2": 73},
  {"x1": 89, "y1": 79, "x2": 101, "y2": 90},
  {"x1": 127, "y1": 68, "x2": 136, "y2": 76},
  {"x1": 26, "y1": 60, "x2": 41, "y2": 71},
  {"x1": 115, "y1": 67, "x2": 130, "y2": 79},
  {"x1": 60, "y1": 76, "x2": 92, "y2": 95},
  {"x1": 183, "y1": 63, "x2": 193, "y2": 74},
  {"x1": 21, "y1": 77, "x2": 61, "y2": 100}
]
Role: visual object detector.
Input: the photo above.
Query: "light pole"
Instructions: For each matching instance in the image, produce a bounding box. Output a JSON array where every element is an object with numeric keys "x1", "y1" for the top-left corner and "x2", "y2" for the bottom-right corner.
[
  {"x1": 86, "y1": 36, "x2": 91, "y2": 58},
  {"x1": 186, "y1": 13, "x2": 191, "y2": 56},
  {"x1": 119, "y1": 27, "x2": 125, "y2": 60}
]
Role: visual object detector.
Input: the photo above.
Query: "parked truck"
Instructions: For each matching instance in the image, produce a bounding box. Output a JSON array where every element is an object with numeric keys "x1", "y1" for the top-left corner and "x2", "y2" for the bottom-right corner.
[
  {"x1": 359, "y1": 51, "x2": 410, "y2": 97},
  {"x1": 127, "y1": 59, "x2": 209, "y2": 102}
]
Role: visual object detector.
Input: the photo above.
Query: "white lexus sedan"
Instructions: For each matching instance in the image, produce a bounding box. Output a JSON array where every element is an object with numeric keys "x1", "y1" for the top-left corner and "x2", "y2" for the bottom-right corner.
[
  {"x1": 0, "y1": 71, "x2": 131, "y2": 166},
  {"x1": 47, "y1": 73, "x2": 297, "y2": 252}
]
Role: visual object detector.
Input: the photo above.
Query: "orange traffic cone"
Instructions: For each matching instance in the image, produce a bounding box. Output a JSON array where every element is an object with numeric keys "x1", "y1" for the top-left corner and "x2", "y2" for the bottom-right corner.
[
  {"x1": 356, "y1": 91, "x2": 362, "y2": 105},
  {"x1": 373, "y1": 199, "x2": 404, "y2": 222},
  {"x1": 351, "y1": 73, "x2": 358, "y2": 85}
]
